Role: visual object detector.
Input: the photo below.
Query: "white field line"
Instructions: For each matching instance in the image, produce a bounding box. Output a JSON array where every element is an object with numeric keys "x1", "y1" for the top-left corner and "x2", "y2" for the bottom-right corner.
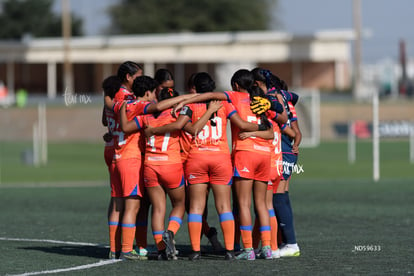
[
  {"x1": 6, "y1": 260, "x2": 121, "y2": 276},
  {"x1": 0, "y1": 237, "x2": 108, "y2": 247},
  {"x1": 1, "y1": 237, "x2": 117, "y2": 276}
]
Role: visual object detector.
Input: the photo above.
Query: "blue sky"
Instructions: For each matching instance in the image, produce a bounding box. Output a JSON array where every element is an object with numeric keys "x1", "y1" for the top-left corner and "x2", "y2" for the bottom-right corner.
[{"x1": 54, "y1": 0, "x2": 413, "y2": 64}]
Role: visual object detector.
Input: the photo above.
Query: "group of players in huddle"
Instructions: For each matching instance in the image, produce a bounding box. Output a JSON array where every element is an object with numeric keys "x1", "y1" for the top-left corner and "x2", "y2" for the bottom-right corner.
[{"x1": 102, "y1": 61, "x2": 302, "y2": 261}]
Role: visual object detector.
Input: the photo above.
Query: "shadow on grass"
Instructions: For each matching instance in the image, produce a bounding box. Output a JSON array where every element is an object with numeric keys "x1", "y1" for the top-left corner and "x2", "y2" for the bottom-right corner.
[
  {"x1": 19, "y1": 244, "x2": 226, "y2": 260},
  {"x1": 20, "y1": 245, "x2": 108, "y2": 259}
]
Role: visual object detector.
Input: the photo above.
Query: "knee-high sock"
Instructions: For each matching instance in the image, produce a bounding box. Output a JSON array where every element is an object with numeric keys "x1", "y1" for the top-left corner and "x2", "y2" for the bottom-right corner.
[
  {"x1": 219, "y1": 212, "x2": 235, "y2": 251},
  {"x1": 273, "y1": 193, "x2": 296, "y2": 244},
  {"x1": 269, "y1": 208, "x2": 278, "y2": 251},
  {"x1": 121, "y1": 224, "x2": 136, "y2": 253},
  {"x1": 108, "y1": 221, "x2": 121, "y2": 253},
  {"x1": 284, "y1": 191, "x2": 297, "y2": 244},
  {"x1": 240, "y1": 225, "x2": 253, "y2": 249},
  {"x1": 260, "y1": 225, "x2": 271, "y2": 247},
  {"x1": 167, "y1": 216, "x2": 182, "y2": 235},
  {"x1": 152, "y1": 230, "x2": 165, "y2": 251},
  {"x1": 188, "y1": 213, "x2": 203, "y2": 251}
]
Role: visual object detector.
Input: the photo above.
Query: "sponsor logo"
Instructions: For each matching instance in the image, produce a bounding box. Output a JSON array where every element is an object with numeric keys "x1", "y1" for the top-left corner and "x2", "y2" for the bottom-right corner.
[
  {"x1": 240, "y1": 167, "x2": 250, "y2": 173},
  {"x1": 147, "y1": 156, "x2": 168, "y2": 161}
]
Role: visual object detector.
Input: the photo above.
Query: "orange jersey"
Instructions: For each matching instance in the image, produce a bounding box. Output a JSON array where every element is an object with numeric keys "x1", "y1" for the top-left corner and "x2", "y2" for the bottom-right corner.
[
  {"x1": 125, "y1": 99, "x2": 152, "y2": 117},
  {"x1": 113, "y1": 86, "x2": 135, "y2": 103},
  {"x1": 180, "y1": 101, "x2": 236, "y2": 154},
  {"x1": 179, "y1": 130, "x2": 193, "y2": 162},
  {"x1": 140, "y1": 109, "x2": 182, "y2": 165},
  {"x1": 223, "y1": 91, "x2": 272, "y2": 154},
  {"x1": 112, "y1": 100, "x2": 145, "y2": 160}
]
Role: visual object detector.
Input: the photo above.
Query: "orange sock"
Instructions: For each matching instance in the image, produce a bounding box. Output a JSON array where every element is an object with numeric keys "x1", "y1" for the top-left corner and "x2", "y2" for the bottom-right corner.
[
  {"x1": 108, "y1": 221, "x2": 121, "y2": 253},
  {"x1": 252, "y1": 217, "x2": 261, "y2": 249},
  {"x1": 240, "y1": 225, "x2": 253, "y2": 249},
  {"x1": 269, "y1": 209, "x2": 278, "y2": 250},
  {"x1": 219, "y1": 212, "x2": 234, "y2": 251},
  {"x1": 152, "y1": 230, "x2": 165, "y2": 251},
  {"x1": 260, "y1": 225, "x2": 271, "y2": 247},
  {"x1": 135, "y1": 220, "x2": 148, "y2": 250},
  {"x1": 121, "y1": 224, "x2": 136, "y2": 253},
  {"x1": 167, "y1": 216, "x2": 182, "y2": 235},
  {"x1": 188, "y1": 213, "x2": 202, "y2": 251}
]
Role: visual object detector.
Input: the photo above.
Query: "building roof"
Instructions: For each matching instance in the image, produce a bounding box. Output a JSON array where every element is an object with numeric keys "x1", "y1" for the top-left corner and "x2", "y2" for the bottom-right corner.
[{"x1": 0, "y1": 29, "x2": 354, "y2": 63}]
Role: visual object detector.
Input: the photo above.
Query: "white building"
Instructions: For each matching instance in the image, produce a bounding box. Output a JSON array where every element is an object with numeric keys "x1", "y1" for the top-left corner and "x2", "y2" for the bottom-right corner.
[{"x1": 0, "y1": 29, "x2": 354, "y2": 98}]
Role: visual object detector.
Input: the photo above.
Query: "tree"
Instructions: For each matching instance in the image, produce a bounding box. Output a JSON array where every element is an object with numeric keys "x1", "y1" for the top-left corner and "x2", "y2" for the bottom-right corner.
[
  {"x1": 0, "y1": 0, "x2": 83, "y2": 40},
  {"x1": 108, "y1": 0, "x2": 279, "y2": 34}
]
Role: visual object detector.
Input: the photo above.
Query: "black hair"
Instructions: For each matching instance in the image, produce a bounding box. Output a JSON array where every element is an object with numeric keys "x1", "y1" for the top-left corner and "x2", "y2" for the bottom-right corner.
[
  {"x1": 279, "y1": 79, "x2": 289, "y2": 91},
  {"x1": 193, "y1": 72, "x2": 216, "y2": 93},
  {"x1": 102, "y1": 75, "x2": 121, "y2": 99},
  {"x1": 251, "y1": 67, "x2": 284, "y2": 92},
  {"x1": 231, "y1": 69, "x2": 255, "y2": 92},
  {"x1": 132, "y1": 75, "x2": 158, "y2": 98},
  {"x1": 117, "y1": 61, "x2": 142, "y2": 83},
  {"x1": 154, "y1": 68, "x2": 174, "y2": 85},
  {"x1": 192, "y1": 72, "x2": 217, "y2": 125},
  {"x1": 187, "y1": 73, "x2": 197, "y2": 90},
  {"x1": 158, "y1": 87, "x2": 179, "y2": 101},
  {"x1": 231, "y1": 69, "x2": 271, "y2": 128}
]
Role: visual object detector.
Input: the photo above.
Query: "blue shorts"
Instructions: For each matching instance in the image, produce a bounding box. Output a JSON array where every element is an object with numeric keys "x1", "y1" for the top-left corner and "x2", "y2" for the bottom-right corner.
[{"x1": 281, "y1": 152, "x2": 298, "y2": 180}]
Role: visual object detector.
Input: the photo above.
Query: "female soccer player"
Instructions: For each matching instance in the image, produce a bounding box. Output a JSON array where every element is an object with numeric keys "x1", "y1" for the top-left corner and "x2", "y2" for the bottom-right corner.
[
  {"x1": 101, "y1": 75, "x2": 123, "y2": 260},
  {"x1": 120, "y1": 87, "x2": 187, "y2": 261},
  {"x1": 154, "y1": 68, "x2": 175, "y2": 100},
  {"x1": 145, "y1": 72, "x2": 272, "y2": 260},
  {"x1": 251, "y1": 69, "x2": 302, "y2": 257},
  {"x1": 103, "y1": 61, "x2": 143, "y2": 260},
  {"x1": 172, "y1": 69, "x2": 283, "y2": 260}
]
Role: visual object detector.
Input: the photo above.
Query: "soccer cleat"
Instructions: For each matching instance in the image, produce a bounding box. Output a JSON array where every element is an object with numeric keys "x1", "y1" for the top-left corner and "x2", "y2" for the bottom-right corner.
[
  {"x1": 120, "y1": 250, "x2": 148, "y2": 261},
  {"x1": 135, "y1": 246, "x2": 149, "y2": 257},
  {"x1": 206, "y1": 227, "x2": 224, "y2": 252},
  {"x1": 162, "y1": 230, "x2": 177, "y2": 259},
  {"x1": 236, "y1": 248, "x2": 256, "y2": 260},
  {"x1": 279, "y1": 244, "x2": 300, "y2": 257},
  {"x1": 188, "y1": 250, "x2": 201, "y2": 261},
  {"x1": 224, "y1": 250, "x2": 236, "y2": 261},
  {"x1": 259, "y1": 246, "x2": 272, "y2": 260},
  {"x1": 157, "y1": 249, "x2": 169, "y2": 261},
  {"x1": 272, "y1": 249, "x2": 281, "y2": 259}
]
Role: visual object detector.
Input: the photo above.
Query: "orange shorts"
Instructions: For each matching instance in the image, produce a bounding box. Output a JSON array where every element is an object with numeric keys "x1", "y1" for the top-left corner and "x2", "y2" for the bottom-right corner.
[
  {"x1": 271, "y1": 175, "x2": 282, "y2": 193},
  {"x1": 267, "y1": 180, "x2": 273, "y2": 191},
  {"x1": 104, "y1": 147, "x2": 122, "y2": 197},
  {"x1": 233, "y1": 150, "x2": 271, "y2": 182},
  {"x1": 115, "y1": 158, "x2": 144, "y2": 198},
  {"x1": 185, "y1": 153, "x2": 233, "y2": 186},
  {"x1": 144, "y1": 163, "x2": 185, "y2": 189}
]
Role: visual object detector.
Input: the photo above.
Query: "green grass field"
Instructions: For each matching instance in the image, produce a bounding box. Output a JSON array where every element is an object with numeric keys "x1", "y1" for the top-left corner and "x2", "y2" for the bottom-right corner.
[{"x1": 0, "y1": 141, "x2": 413, "y2": 275}]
